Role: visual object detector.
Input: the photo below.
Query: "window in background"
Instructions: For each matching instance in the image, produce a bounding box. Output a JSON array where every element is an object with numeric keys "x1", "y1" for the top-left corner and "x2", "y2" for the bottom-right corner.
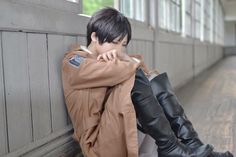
[
  {"x1": 221, "y1": 8, "x2": 224, "y2": 44},
  {"x1": 193, "y1": 0, "x2": 201, "y2": 39},
  {"x1": 83, "y1": 0, "x2": 114, "y2": 16},
  {"x1": 215, "y1": 0, "x2": 219, "y2": 44},
  {"x1": 166, "y1": 0, "x2": 171, "y2": 30},
  {"x1": 216, "y1": 0, "x2": 224, "y2": 45},
  {"x1": 158, "y1": 0, "x2": 224, "y2": 43},
  {"x1": 135, "y1": 0, "x2": 145, "y2": 21},
  {"x1": 82, "y1": 0, "x2": 146, "y2": 22},
  {"x1": 213, "y1": 0, "x2": 217, "y2": 43},
  {"x1": 120, "y1": 0, "x2": 146, "y2": 22},
  {"x1": 67, "y1": 0, "x2": 79, "y2": 3},
  {"x1": 158, "y1": 0, "x2": 181, "y2": 33},
  {"x1": 207, "y1": 0, "x2": 224, "y2": 45},
  {"x1": 120, "y1": 0, "x2": 133, "y2": 19},
  {"x1": 204, "y1": 0, "x2": 211, "y2": 42},
  {"x1": 182, "y1": 0, "x2": 192, "y2": 37},
  {"x1": 175, "y1": 0, "x2": 181, "y2": 33},
  {"x1": 210, "y1": 0, "x2": 214, "y2": 43},
  {"x1": 159, "y1": 0, "x2": 166, "y2": 29},
  {"x1": 170, "y1": 0, "x2": 176, "y2": 31}
]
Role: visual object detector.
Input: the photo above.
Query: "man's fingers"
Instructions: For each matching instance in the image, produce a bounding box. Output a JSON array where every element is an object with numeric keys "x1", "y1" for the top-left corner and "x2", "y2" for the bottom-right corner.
[
  {"x1": 97, "y1": 55, "x2": 102, "y2": 60},
  {"x1": 97, "y1": 49, "x2": 118, "y2": 61},
  {"x1": 102, "y1": 53, "x2": 109, "y2": 62},
  {"x1": 107, "y1": 52, "x2": 113, "y2": 60},
  {"x1": 111, "y1": 50, "x2": 117, "y2": 59}
]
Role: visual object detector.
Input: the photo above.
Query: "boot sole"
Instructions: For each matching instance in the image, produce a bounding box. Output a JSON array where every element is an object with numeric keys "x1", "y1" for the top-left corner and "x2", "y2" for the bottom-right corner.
[{"x1": 194, "y1": 144, "x2": 214, "y2": 157}]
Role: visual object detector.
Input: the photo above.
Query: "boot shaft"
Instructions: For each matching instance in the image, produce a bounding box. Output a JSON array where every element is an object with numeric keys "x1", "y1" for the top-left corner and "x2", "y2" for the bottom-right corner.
[
  {"x1": 150, "y1": 73, "x2": 201, "y2": 145},
  {"x1": 131, "y1": 69, "x2": 213, "y2": 157},
  {"x1": 149, "y1": 72, "x2": 234, "y2": 157}
]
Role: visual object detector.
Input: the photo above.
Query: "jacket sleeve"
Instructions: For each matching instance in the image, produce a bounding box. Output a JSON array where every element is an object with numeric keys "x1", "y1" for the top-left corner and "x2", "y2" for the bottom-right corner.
[{"x1": 62, "y1": 56, "x2": 140, "y2": 89}]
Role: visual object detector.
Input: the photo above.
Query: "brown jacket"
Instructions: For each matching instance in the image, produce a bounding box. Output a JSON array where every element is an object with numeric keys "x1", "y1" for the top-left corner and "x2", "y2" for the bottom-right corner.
[{"x1": 61, "y1": 47, "x2": 141, "y2": 157}]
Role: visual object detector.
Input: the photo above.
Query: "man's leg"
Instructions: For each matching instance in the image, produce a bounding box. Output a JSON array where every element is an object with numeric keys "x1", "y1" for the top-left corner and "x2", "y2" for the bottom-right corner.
[
  {"x1": 150, "y1": 72, "x2": 233, "y2": 157},
  {"x1": 131, "y1": 69, "x2": 213, "y2": 157}
]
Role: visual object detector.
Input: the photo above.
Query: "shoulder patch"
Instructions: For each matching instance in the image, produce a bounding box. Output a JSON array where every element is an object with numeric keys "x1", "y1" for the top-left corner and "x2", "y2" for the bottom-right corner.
[{"x1": 69, "y1": 54, "x2": 85, "y2": 68}]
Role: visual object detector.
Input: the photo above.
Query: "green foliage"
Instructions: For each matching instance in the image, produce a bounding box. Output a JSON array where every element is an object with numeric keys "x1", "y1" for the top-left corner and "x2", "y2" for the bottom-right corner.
[{"x1": 83, "y1": 0, "x2": 114, "y2": 16}]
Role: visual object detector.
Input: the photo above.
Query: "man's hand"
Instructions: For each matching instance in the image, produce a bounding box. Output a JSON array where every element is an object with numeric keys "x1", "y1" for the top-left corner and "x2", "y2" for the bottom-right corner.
[
  {"x1": 97, "y1": 49, "x2": 117, "y2": 62},
  {"x1": 97, "y1": 49, "x2": 138, "y2": 63}
]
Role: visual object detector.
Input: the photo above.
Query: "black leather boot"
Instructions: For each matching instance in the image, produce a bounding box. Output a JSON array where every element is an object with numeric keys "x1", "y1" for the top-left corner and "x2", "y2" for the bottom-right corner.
[
  {"x1": 150, "y1": 72, "x2": 233, "y2": 157},
  {"x1": 131, "y1": 69, "x2": 213, "y2": 157}
]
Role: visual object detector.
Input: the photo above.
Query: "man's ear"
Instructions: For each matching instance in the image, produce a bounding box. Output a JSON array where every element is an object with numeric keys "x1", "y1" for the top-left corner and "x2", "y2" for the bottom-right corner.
[{"x1": 91, "y1": 32, "x2": 98, "y2": 42}]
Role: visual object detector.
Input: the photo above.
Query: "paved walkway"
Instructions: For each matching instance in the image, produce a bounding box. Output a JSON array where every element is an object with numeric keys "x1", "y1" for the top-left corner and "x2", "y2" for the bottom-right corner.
[{"x1": 176, "y1": 56, "x2": 236, "y2": 155}]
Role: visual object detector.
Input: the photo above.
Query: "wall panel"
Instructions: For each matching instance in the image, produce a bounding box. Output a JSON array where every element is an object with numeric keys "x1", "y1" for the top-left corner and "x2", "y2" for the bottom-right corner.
[
  {"x1": 2, "y1": 32, "x2": 32, "y2": 152},
  {"x1": 63, "y1": 36, "x2": 77, "y2": 125},
  {"x1": 27, "y1": 33, "x2": 52, "y2": 141},
  {"x1": 47, "y1": 35, "x2": 76, "y2": 132},
  {"x1": 0, "y1": 31, "x2": 8, "y2": 156},
  {"x1": 77, "y1": 36, "x2": 86, "y2": 46}
]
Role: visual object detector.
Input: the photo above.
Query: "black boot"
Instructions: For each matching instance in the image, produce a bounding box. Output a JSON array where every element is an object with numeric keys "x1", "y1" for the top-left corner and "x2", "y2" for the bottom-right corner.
[
  {"x1": 131, "y1": 69, "x2": 213, "y2": 157},
  {"x1": 150, "y1": 72, "x2": 233, "y2": 157}
]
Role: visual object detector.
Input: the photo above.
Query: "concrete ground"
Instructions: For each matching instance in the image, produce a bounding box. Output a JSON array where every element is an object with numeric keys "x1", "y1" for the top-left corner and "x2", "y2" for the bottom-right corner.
[{"x1": 176, "y1": 56, "x2": 236, "y2": 155}]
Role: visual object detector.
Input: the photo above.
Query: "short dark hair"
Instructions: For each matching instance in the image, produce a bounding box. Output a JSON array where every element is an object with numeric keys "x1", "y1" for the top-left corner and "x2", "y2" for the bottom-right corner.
[{"x1": 86, "y1": 7, "x2": 132, "y2": 46}]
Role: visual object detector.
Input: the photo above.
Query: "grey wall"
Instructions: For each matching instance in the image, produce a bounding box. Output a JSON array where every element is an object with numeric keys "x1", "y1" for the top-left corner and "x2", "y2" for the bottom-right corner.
[
  {"x1": 224, "y1": 46, "x2": 236, "y2": 56},
  {"x1": 0, "y1": 31, "x2": 82, "y2": 157},
  {"x1": 0, "y1": 0, "x2": 224, "y2": 156},
  {"x1": 0, "y1": 1, "x2": 154, "y2": 156},
  {"x1": 224, "y1": 22, "x2": 236, "y2": 56},
  {"x1": 224, "y1": 22, "x2": 236, "y2": 46},
  {"x1": 154, "y1": 29, "x2": 223, "y2": 89}
]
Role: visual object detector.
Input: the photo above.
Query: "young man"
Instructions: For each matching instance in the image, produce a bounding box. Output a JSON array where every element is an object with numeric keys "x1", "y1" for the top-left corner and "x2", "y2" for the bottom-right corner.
[{"x1": 62, "y1": 7, "x2": 233, "y2": 157}]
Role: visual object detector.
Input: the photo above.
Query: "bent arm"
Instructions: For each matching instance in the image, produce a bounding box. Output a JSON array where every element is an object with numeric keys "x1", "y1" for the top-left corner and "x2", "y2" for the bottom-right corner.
[{"x1": 62, "y1": 56, "x2": 140, "y2": 89}]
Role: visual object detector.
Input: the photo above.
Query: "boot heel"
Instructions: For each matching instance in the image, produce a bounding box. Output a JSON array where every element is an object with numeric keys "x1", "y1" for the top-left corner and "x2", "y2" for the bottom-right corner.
[{"x1": 193, "y1": 144, "x2": 213, "y2": 157}]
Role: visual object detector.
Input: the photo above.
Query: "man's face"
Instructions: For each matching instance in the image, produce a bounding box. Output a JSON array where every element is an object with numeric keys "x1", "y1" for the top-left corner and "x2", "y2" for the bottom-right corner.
[{"x1": 96, "y1": 35, "x2": 128, "y2": 55}]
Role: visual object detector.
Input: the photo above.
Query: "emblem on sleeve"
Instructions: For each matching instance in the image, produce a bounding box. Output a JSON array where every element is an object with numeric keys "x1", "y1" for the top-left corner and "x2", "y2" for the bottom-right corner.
[{"x1": 69, "y1": 54, "x2": 85, "y2": 68}]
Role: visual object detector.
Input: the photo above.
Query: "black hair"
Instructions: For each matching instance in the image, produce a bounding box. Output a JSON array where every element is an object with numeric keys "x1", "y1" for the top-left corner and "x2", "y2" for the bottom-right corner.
[{"x1": 86, "y1": 7, "x2": 132, "y2": 46}]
